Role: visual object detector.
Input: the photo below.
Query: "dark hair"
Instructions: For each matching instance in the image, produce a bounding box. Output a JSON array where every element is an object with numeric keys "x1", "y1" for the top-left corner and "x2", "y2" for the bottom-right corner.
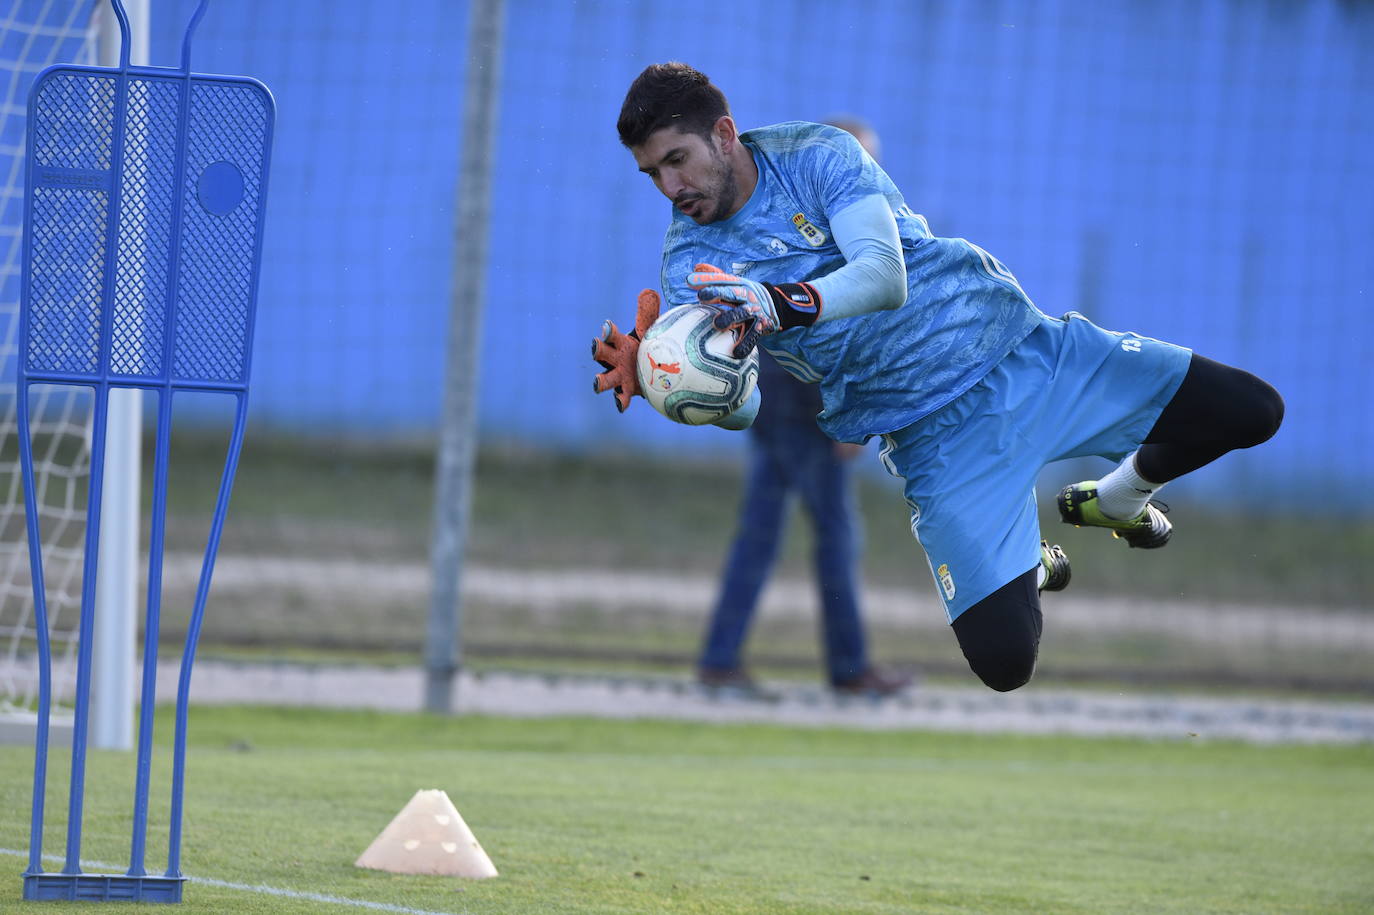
[{"x1": 617, "y1": 62, "x2": 730, "y2": 148}]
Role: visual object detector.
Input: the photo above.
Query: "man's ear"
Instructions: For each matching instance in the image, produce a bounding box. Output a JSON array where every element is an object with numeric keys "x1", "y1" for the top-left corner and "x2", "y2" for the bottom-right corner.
[{"x1": 713, "y1": 115, "x2": 739, "y2": 152}]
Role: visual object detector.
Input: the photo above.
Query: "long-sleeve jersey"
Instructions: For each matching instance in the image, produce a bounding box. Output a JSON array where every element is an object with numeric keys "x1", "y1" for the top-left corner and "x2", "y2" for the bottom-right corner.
[{"x1": 659, "y1": 121, "x2": 1048, "y2": 443}]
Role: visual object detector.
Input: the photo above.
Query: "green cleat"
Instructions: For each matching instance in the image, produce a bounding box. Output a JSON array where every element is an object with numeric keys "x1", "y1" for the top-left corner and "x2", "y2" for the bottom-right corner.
[
  {"x1": 1039, "y1": 540, "x2": 1071, "y2": 592},
  {"x1": 1057, "y1": 481, "x2": 1172, "y2": 549}
]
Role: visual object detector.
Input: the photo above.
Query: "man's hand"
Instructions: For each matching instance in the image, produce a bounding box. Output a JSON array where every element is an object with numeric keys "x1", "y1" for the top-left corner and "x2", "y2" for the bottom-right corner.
[
  {"x1": 591, "y1": 289, "x2": 661, "y2": 413},
  {"x1": 687, "y1": 263, "x2": 822, "y2": 357}
]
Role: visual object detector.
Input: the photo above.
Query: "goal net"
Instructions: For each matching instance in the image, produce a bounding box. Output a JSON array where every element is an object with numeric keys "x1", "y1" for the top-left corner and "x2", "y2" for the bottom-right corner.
[{"x1": 0, "y1": 1, "x2": 101, "y2": 728}]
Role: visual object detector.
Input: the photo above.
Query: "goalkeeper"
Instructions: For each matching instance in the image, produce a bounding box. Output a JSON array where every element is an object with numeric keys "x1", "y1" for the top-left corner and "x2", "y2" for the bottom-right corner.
[{"x1": 593, "y1": 62, "x2": 1283, "y2": 692}]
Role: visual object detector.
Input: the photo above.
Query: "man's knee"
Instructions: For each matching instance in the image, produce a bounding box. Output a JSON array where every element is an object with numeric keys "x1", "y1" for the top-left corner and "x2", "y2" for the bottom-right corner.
[
  {"x1": 1239, "y1": 375, "x2": 1284, "y2": 448},
  {"x1": 951, "y1": 570, "x2": 1043, "y2": 693},
  {"x1": 964, "y1": 646, "x2": 1037, "y2": 692},
  {"x1": 1168, "y1": 356, "x2": 1285, "y2": 449}
]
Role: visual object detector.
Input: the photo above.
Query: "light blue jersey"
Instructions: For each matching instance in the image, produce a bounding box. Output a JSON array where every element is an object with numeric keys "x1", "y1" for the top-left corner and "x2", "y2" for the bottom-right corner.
[{"x1": 659, "y1": 121, "x2": 1047, "y2": 443}]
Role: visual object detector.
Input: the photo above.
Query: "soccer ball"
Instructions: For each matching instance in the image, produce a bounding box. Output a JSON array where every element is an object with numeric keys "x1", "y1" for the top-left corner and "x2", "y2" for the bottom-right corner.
[{"x1": 635, "y1": 305, "x2": 759, "y2": 426}]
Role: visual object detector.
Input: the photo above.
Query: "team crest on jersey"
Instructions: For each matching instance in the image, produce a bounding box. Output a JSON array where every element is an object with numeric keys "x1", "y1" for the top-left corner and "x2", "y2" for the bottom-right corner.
[
  {"x1": 936, "y1": 563, "x2": 956, "y2": 601},
  {"x1": 791, "y1": 212, "x2": 827, "y2": 247}
]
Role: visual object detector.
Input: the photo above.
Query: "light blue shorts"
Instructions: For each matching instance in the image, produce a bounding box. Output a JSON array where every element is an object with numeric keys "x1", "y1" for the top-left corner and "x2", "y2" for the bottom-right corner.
[{"x1": 879, "y1": 312, "x2": 1192, "y2": 622}]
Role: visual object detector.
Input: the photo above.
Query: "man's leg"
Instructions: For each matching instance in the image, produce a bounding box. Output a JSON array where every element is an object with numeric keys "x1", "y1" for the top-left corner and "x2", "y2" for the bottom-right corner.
[
  {"x1": 791, "y1": 442, "x2": 868, "y2": 684},
  {"x1": 698, "y1": 443, "x2": 790, "y2": 674},
  {"x1": 1061, "y1": 353, "x2": 1283, "y2": 543},
  {"x1": 950, "y1": 569, "x2": 1042, "y2": 692},
  {"x1": 1137, "y1": 353, "x2": 1284, "y2": 481}
]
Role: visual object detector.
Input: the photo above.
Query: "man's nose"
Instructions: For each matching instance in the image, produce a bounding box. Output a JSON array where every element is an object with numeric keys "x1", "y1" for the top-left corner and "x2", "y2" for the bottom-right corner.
[{"x1": 661, "y1": 170, "x2": 685, "y2": 199}]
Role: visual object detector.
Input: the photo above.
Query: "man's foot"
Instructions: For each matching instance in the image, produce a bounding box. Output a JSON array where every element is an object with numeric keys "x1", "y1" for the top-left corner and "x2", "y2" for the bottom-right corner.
[
  {"x1": 831, "y1": 666, "x2": 914, "y2": 698},
  {"x1": 1057, "y1": 481, "x2": 1172, "y2": 549},
  {"x1": 696, "y1": 667, "x2": 782, "y2": 701},
  {"x1": 1039, "y1": 540, "x2": 1071, "y2": 592},
  {"x1": 697, "y1": 666, "x2": 761, "y2": 692}
]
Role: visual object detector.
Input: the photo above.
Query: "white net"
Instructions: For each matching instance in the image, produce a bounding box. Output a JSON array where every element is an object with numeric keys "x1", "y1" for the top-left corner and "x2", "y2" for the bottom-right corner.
[{"x1": 0, "y1": 0, "x2": 100, "y2": 720}]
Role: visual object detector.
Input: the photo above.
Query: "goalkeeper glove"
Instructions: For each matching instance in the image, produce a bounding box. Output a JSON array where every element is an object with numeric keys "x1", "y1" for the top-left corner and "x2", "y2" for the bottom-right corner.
[
  {"x1": 686, "y1": 262, "x2": 822, "y2": 358},
  {"x1": 591, "y1": 288, "x2": 662, "y2": 413}
]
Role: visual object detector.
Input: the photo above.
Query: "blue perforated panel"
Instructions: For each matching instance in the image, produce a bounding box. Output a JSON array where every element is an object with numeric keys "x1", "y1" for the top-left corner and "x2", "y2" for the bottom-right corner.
[
  {"x1": 172, "y1": 80, "x2": 270, "y2": 385},
  {"x1": 22, "y1": 65, "x2": 272, "y2": 390},
  {"x1": 110, "y1": 77, "x2": 179, "y2": 379},
  {"x1": 25, "y1": 186, "x2": 107, "y2": 376},
  {"x1": 31, "y1": 73, "x2": 115, "y2": 170}
]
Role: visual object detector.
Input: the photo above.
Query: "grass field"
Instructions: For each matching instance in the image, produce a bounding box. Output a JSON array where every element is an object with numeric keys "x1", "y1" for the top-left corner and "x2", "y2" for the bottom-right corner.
[{"x1": 3, "y1": 705, "x2": 1372, "y2": 914}]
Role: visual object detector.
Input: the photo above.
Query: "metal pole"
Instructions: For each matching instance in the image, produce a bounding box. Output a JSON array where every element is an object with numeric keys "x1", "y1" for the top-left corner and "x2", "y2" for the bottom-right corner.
[
  {"x1": 424, "y1": 0, "x2": 506, "y2": 714},
  {"x1": 91, "y1": 0, "x2": 149, "y2": 753}
]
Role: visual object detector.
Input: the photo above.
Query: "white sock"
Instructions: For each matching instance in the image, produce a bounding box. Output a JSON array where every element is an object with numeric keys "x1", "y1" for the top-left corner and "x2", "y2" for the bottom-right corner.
[{"x1": 1094, "y1": 451, "x2": 1163, "y2": 520}]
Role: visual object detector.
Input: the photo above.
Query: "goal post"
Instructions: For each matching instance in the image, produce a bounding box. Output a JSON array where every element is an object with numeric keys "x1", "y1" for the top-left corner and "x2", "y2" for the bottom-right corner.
[
  {"x1": 90, "y1": 0, "x2": 150, "y2": 753},
  {"x1": 0, "y1": 0, "x2": 146, "y2": 751}
]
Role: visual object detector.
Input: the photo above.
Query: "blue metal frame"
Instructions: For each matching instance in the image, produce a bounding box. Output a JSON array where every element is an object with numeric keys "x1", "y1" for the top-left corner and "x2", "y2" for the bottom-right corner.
[{"x1": 19, "y1": 0, "x2": 273, "y2": 903}]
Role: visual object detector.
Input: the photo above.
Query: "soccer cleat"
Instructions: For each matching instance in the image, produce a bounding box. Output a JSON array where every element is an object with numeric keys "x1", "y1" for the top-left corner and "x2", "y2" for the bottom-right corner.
[
  {"x1": 1039, "y1": 540, "x2": 1071, "y2": 592},
  {"x1": 1057, "y1": 482, "x2": 1172, "y2": 549}
]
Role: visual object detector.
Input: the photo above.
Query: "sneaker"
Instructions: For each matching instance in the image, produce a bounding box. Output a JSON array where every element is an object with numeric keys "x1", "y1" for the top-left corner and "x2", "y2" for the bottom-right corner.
[
  {"x1": 831, "y1": 666, "x2": 914, "y2": 698},
  {"x1": 1039, "y1": 540, "x2": 1071, "y2": 592},
  {"x1": 1057, "y1": 481, "x2": 1172, "y2": 549}
]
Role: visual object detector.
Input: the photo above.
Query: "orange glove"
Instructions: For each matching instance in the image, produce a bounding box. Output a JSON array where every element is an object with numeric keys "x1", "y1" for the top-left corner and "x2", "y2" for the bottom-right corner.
[{"x1": 591, "y1": 289, "x2": 662, "y2": 413}]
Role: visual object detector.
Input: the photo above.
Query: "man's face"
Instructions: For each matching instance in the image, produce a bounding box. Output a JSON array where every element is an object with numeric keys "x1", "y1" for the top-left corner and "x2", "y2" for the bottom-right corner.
[{"x1": 631, "y1": 126, "x2": 739, "y2": 225}]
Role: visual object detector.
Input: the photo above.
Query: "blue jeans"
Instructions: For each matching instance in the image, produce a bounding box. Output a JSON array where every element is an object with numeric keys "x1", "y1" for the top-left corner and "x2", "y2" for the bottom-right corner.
[{"x1": 699, "y1": 426, "x2": 868, "y2": 684}]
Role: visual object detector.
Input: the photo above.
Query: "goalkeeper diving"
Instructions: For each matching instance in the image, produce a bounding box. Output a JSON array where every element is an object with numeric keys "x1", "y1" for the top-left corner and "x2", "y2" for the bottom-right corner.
[{"x1": 592, "y1": 62, "x2": 1283, "y2": 692}]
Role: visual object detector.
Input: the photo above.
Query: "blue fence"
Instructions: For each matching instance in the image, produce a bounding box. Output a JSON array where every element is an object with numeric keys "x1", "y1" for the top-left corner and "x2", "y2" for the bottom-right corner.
[{"x1": 70, "y1": 0, "x2": 1374, "y2": 507}]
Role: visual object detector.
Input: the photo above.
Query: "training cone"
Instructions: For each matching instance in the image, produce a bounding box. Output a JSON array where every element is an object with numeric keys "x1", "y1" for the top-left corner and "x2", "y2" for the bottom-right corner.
[{"x1": 354, "y1": 789, "x2": 498, "y2": 878}]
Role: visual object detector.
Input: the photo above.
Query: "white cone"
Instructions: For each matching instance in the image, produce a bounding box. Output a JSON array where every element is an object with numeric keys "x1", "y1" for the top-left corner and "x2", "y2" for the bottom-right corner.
[{"x1": 354, "y1": 789, "x2": 498, "y2": 878}]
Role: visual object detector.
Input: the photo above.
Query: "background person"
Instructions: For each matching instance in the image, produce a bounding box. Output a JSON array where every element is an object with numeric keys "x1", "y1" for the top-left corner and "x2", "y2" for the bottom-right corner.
[{"x1": 696, "y1": 118, "x2": 912, "y2": 698}]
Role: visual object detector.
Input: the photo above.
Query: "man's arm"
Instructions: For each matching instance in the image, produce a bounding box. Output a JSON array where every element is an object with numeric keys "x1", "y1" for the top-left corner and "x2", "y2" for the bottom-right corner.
[
  {"x1": 808, "y1": 193, "x2": 907, "y2": 322},
  {"x1": 690, "y1": 194, "x2": 906, "y2": 356}
]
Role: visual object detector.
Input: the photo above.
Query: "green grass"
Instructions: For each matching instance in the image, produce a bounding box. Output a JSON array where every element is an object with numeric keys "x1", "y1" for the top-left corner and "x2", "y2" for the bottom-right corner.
[{"x1": 3, "y1": 706, "x2": 1373, "y2": 913}]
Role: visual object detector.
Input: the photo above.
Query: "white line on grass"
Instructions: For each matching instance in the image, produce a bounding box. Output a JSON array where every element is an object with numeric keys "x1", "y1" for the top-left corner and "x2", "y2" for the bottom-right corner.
[{"x1": 0, "y1": 848, "x2": 467, "y2": 915}]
